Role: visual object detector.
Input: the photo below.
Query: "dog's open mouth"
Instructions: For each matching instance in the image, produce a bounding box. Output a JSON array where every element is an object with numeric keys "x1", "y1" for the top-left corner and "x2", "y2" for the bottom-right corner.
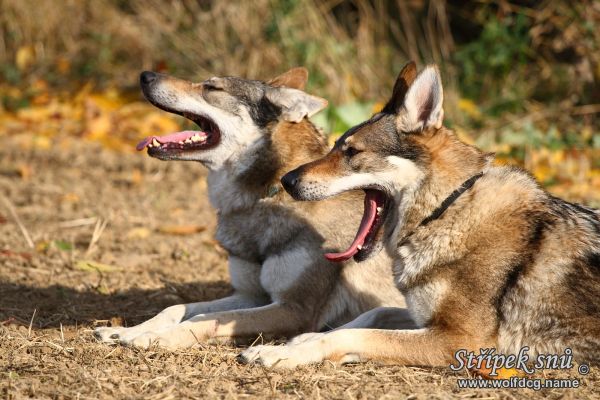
[
  {"x1": 325, "y1": 189, "x2": 390, "y2": 262},
  {"x1": 136, "y1": 112, "x2": 221, "y2": 156}
]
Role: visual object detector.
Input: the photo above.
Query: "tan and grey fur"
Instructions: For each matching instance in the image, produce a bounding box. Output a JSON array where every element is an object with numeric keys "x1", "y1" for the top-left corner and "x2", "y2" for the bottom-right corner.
[
  {"x1": 240, "y1": 62, "x2": 600, "y2": 368},
  {"x1": 94, "y1": 68, "x2": 409, "y2": 349}
]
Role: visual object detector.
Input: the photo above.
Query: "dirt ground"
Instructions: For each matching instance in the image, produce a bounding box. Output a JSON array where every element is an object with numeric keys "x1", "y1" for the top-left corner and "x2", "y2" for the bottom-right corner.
[{"x1": 1, "y1": 134, "x2": 598, "y2": 399}]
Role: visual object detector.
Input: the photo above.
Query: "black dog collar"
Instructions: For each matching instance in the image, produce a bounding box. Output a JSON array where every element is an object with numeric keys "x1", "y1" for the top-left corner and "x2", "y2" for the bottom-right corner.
[{"x1": 420, "y1": 172, "x2": 484, "y2": 227}]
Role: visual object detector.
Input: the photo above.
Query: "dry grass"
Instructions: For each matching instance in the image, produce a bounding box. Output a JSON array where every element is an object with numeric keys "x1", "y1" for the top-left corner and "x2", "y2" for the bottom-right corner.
[
  {"x1": 0, "y1": 0, "x2": 450, "y2": 102},
  {"x1": 0, "y1": 134, "x2": 599, "y2": 399},
  {"x1": 1, "y1": 1, "x2": 598, "y2": 139}
]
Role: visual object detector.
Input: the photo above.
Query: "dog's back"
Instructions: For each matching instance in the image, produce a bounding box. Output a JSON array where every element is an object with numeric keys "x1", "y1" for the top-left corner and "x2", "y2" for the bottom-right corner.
[{"x1": 483, "y1": 168, "x2": 600, "y2": 360}]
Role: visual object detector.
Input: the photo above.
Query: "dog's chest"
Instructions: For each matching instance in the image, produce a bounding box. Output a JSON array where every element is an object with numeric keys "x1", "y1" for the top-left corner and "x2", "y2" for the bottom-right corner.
[{"x1": 392, "y1": 245, "x2": 448, "y2": 327}]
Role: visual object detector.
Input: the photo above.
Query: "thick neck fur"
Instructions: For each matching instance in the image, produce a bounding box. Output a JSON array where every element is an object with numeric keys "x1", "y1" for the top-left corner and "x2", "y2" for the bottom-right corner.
[
  {"x1": 207, "y1": 119, "x2": 328, "y2": 214},
  {"x1": 392, "y1": 128, "x2": 491, "y2": 241}
]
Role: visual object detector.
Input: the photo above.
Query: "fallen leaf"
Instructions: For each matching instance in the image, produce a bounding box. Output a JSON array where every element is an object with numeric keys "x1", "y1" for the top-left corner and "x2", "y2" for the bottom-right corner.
[
  {"x1": 16, "y1": 46, "x2": 35, "y2": 70},
  {"x1": 53, "y1": 240, "x2": 73, "y2": 251},
  {"x1": 96, "y1": 285, "x2": 111, "y2": 295},
  {"x1": 158, "y1": 225, "x2": 206, "y2": 236},
  {"x1": 35, "y1": 241, "x2": 50, "y2": 252},
  {"x1": 0, "y1": 249, "x2": 32, "y2": 260},
  {"x1": 74, "y1": 260, "x2": 121, "y2": 273},
  {"x1": 472, "y1": 366, "x2": 525, "y2": 380},
  {"x1": 126, "y1": 227, "x2": 152, "y2": 239},
  {"x1": 62, "y1": 193, "x2": 80, "y2": 203}
]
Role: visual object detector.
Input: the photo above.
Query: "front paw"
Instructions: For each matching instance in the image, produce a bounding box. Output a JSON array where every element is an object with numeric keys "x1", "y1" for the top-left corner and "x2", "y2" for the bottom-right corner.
[
  {"x1": 122, "y1": 331, "x2": 175, "y2": 349},
  {"x1": 238, "y1": 344, "x2": 320, "y2": 368},
  {"x1": 94, "y1": 326, "x2": 125, "y2": 343}
]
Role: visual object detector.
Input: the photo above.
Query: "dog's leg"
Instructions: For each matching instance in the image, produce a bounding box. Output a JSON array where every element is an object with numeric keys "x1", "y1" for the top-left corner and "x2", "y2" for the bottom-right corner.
[
  {"x1": 94, "y1": 294, "x2": 266, "y2": 343},
  {"x1": 288, "y1": 307, "x2": 417, "y2": 345},
  {"x1": 122, "y1": 302, "x2": 310, "y2": 349},
  {"x1": 94, "y1": 256, "x2": 267, "y2": 343},
  {"x1": 240, "y1": 327, "x2": 464, "y2": 368}
]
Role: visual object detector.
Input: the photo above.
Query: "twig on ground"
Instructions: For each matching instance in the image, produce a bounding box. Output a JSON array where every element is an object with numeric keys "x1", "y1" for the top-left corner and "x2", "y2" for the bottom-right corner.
[
  {"x1": 28, "y1": 308, "x2": 37, "y2": 339},
  {"x1": 57, "y1": 217, "x2": 98, "y2": 229},
  {"x1": 1, "y1": 195, "x2": 34, "y2": 248},
  {"x1": 86, "y1": 218, "x2": 108, "y2": 256}
]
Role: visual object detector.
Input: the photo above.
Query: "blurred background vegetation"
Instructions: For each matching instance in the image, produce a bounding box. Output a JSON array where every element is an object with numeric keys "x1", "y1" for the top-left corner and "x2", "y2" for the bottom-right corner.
[{"x1": 0, "y1": 0, "x2": 599, "y2": 203}]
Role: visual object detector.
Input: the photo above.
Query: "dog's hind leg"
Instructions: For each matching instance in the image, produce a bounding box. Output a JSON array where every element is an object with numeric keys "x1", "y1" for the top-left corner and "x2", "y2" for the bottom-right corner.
[
  {"x1": 288, "y1": 307, "x2": 417, "y2": 345},
  {"x1": 240, "y1": 327, "x2": 469, "y2": 368}
]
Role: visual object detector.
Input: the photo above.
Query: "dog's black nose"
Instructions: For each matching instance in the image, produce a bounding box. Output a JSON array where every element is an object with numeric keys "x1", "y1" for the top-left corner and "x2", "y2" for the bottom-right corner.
[
  {"x1": 281, "y1": 169, "x2": 300, "y2": 193},
  {"x1": 140, "y1": 71, "x2": 157, "y2": 85}
]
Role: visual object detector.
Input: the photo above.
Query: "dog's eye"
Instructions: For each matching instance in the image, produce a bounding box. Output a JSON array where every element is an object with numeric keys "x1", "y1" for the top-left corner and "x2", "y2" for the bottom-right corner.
[{"x1": 344, "y1": 147, "x2": 362, "y2": 157}]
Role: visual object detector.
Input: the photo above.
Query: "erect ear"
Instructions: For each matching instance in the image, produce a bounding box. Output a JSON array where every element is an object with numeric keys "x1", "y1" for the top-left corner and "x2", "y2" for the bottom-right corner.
[
  {"x1": 266, "y1": 87, "x2": 328, "y2": 123},
  {"x1": 397, "y1": 65, "x2": 444, "y2": 132},
  {"x1": 268, "y1": 67, "x2": 309, "y2": 90},
  {"x1": 382, "y1": 61, "x2": 417, "y2": 113}
]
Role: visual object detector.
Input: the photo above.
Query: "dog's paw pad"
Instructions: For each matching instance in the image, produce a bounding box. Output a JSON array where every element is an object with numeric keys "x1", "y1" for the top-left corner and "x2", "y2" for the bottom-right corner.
[
  {"x1": 93, "y1": 327, "x2": 123, "y2": 343},
  {"x1": 238, "y1": 345, "x2": 299, "y2": 368}
]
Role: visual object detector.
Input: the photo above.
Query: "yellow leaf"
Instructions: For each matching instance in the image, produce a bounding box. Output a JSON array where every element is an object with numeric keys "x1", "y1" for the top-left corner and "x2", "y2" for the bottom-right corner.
[
  {"x1": 16, "y1": 46, "x2": 35, "y2": 70},
  {"x1": 158, "y1": 225, "x2": 206, "y2": 236},
  {"x1": 74, "y1": 260, "x2": 121, "y2": 273},
  {"x1": 328, "y1": 132, "x2": 343, "y2": 147},
  {"x1": 126, "y1": 227, "x2": 152, "y2": 239},
  {"x1": 494, "y1": 367, "x2": 525, "y2": 379},
  {"x1": 473, "y1": 366, "x2": 525, "y2": 380},
  {"x1": 35, "y1": 241, "x2": 50, "y2": 252},
  {"x1": 62, "y1": 193, "x2": 80, "y2": 203},
  {"x1": 372, "y1": 101, "x2": 385, "y2": 113},
  {"x1": 458, "y1": 98, "x2": 482, "y2": 120}
]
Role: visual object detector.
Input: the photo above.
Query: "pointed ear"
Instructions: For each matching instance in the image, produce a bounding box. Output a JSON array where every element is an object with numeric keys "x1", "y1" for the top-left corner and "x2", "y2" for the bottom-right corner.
[
  {"x1": 382, "y1": 61, "x2": 417, "y2": 113},
  {"x1": 397, "y1": 65, "x2": 444, "y2": 132},
  {"x1": 266, "y1": 87, "x2": 328, "y2": 123},
  {"x1": 268, "y1": 67, "x2": 309, "y2": 90}
]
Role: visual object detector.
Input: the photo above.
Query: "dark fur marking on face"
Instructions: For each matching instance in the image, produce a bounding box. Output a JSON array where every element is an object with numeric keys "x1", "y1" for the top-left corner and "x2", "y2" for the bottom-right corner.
[
  {"x1": 337, "y1": 113, "x2": 425, "y2": 164},
  {"x1": 210, "y1": 77, "x2": 283, "y2": 128},
  {"x1": 247, "y1": 95, "x2": 282, "y2": 128},
  {"x1": 373, "y1": 114, "x2": 425, "y2": 162},
  {"x1": 334, "y1": 113, "x2": 386, "y2": 148}
]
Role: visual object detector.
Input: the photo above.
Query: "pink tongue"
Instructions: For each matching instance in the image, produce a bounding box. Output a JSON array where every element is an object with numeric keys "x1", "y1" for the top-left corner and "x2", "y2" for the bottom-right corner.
[
  {"x1": 324, "y1": 190, "x2": 380, "y2": 262},
  {"x1": 136, "y1": 131, "x2": 203, "y2": 151}
]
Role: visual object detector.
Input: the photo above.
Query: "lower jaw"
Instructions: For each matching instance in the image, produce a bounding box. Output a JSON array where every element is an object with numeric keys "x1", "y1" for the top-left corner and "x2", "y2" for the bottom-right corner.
[{"x1": 353, "y1": 229, "x2": 384, "y2": 262}]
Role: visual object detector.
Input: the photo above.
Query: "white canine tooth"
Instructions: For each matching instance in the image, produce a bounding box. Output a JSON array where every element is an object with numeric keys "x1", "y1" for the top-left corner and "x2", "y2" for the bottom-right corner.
[
  {"x1": 376, "y1": 207, "x2": 383, "y2": 215},
  {"x1": 152, "y1": 139, "x2": 160, "y2": 147},
  {"x1": 191, "y1": 135, "x2": 200, "y2": 142},
  {"x1": 185, "y1": 138, "x2": 192, "y2": 144},
  {"x1": 357, "y1": 245, "x2": 363, "y2": 250}
]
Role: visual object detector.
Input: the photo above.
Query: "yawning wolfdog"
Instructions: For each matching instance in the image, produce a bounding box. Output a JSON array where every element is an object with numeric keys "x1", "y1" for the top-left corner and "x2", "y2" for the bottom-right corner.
[
  {"x1": 94, "y1": 68, "x2": 410, "y2": 349},
  {"x1": 239, "y1": 62, "x2": 600, "y2": 368}
]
